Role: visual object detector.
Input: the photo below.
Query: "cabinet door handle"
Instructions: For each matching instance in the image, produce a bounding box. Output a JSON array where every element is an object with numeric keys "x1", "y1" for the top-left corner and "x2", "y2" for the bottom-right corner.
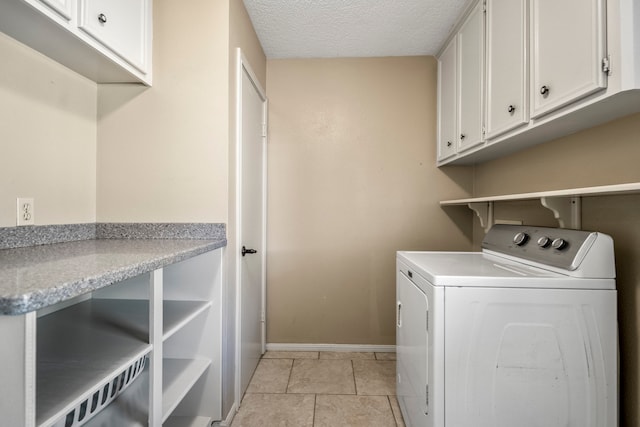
[
  {"x1": 98, "y1": 13, "x2": 107, "y2": 24},
  {"x1": 397, "y1": 301, "x2": 402, "y2": 327},
  {"x1": 540, "y1": 85, "x2": 550, "y2": 96},
  {"x1": 241, "y1": 246, "x2": 257, "y2": 256},
  {"x1": 446, "y1": 141, "x2": 452, "y2": 147},
  {"x1": 507, "y1": 105, "x2": 516, "y2": 113},
  {"x1": 460, "y1": 134, "x2": 466, "y2": 140}
]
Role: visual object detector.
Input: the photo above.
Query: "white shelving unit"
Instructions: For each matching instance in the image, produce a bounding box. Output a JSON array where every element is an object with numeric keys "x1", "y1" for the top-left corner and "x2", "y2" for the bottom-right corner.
[
  {"x1": 441, "y1": 182, "x2": 640, "y2": 231},
  {"x1": 0, "y1": 248, "x2": 223, "y2": 427}
]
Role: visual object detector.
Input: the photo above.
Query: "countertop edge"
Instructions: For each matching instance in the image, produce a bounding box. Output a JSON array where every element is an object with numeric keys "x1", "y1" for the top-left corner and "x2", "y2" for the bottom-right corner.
[{"x1": 0, "y1": 238, "x2": 227, "y2": 316}]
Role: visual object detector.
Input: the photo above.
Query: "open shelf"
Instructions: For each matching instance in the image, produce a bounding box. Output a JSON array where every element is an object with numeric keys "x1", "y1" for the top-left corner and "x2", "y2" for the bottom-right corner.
[
  {"x1": 162, "y1": 358, "x2": 211, "y2": 422},
  {"x1": 36, "y1": 300, "x2": 151, "y2": 426},
  {"x1": 164, "y1": 416, "x2": 212, "y2": 427},
  {"x1": 440, "y1": 182, "x2": 640, "y2": 231},
  {"x1": 83, "y1": 298, "x2": 211, "y2": 341},
  {"x1": 163, "y1": 301, "x2": 212, "y2": 342},
  {"x1": 35, "y1": 297, "x2": 210, "y2": 426},
  {"x1": 81, "y1": 358, "x2": 214, "y2": 427},
  {"x1": 440, "y1": 182, "x2": 640, "y2": 205}
]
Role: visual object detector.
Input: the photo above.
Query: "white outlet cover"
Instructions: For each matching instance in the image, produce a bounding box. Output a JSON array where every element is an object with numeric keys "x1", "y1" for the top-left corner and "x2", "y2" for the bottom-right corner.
[{"x1": 17, "y1": 197, "x2": 35, "y2": 226}]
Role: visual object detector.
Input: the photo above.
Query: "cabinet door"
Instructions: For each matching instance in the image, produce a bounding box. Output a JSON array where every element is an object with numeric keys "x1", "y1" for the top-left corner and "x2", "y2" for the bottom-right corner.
[
  {"x1": 37, "y1": 0, "x2": 72, "y2": 20},
  {"x1": 530, "y1": 0, "x2": 607, "y2": 118},
  {"x1": 457, "y1": 1, "x2": 485, "y2": 152},
  {"x1": 79, "y1": 0, "x2": 149, "y2": 72},
  {"x1": 486, "y1": 0, "x2": 528, "y2": 139},
  {"x1": 437, "y1": 37, "x2": 458, "y2": 161}
]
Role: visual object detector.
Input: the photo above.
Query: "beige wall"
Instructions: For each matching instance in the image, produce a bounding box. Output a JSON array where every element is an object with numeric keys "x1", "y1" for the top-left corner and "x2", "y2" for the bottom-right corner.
[
  {"x1": 0, "y1": 33, "x2": 97, "y2": 227},
  {"x1": 265, "y1": 57, "x2": 473, "y2": 345},
  {"x1": 96, "y1": 0, "x2": 231, "y2": 223},
  {"x1": 472, "y1": 113, "x2": 640, "y2": 427}
]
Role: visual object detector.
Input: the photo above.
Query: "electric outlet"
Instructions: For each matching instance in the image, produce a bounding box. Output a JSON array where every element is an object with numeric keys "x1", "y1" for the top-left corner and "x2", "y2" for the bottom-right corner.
[{"x1": 17, "y1": 197, "x2": 35, "y2": 226}]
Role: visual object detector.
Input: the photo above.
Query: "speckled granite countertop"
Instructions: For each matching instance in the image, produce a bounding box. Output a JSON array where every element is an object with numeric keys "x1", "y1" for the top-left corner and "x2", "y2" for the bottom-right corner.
[{"x1": 0, "y1": 238, "x2": 226, "y2": 315}]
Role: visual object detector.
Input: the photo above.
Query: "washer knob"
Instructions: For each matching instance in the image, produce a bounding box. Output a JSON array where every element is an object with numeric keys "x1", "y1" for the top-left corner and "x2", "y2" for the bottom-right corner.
[
  {"x1": 537, "y1": 236, "x2": 552, "y2": 248},
  {"x1": 551, "y1": 238, "x2": 568, "y2": 250},
  {"x1": 513, "y1": 232, "x2": 529, "y2": 246}
]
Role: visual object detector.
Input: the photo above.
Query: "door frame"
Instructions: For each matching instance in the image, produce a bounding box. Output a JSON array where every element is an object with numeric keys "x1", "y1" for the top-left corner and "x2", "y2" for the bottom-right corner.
[{"x1": 234, "y1": 47, "x2": 268, "y2": 405}]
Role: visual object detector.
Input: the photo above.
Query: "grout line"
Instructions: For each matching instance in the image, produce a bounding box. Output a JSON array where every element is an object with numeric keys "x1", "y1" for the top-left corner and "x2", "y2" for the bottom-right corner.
[
  {"x1": 312, "y1": 393, "x2": 317, "y2": 426},
  {"x1": 351, "y1": 359, "x2": 358, "y2": 395},
  {"x1": 386, "y1": 395, "x2": 399, "y2": 427},
  {"x1": 285, "y1": 358, "x2": 294, "y2": 394}
]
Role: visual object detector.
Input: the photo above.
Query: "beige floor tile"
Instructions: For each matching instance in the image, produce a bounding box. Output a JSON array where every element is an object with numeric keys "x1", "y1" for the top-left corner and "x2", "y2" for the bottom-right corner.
[
  {"x1": 353, "y1": 360, "x2": 396, "y2": 395},
  {"x1": 320, "y1": 351, "x2": 375, "y2": 360},
  {"x1": 262, "y1": 351, "x2": 319, "y2": 359},
  {"x1": 231, "y1": 393, "x2": 315, "y2": 427},
  {"x1": 375, "y1": 352, "x2": 397, "y2": 361},
  {"x1": 246, "y1": 358, "x2": 292, "y2": 393},
  {"x1": 314, "y1": 395, "x2": 397, "y2": 427},
  {"x1": 287, "y1": 359, "x2": 356, "y2": 394},
  {"x1": 389, "y1": 395, "x2": 406, "y2": 427}
]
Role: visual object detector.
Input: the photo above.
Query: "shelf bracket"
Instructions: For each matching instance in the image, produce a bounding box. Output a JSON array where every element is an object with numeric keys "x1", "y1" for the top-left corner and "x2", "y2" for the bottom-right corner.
[
  {"x1": 468, "y1": 202, "x2": 494, "y2": 233},
  {"x1": 540, "y1": 196, "x2": 582, "y2": 229}
]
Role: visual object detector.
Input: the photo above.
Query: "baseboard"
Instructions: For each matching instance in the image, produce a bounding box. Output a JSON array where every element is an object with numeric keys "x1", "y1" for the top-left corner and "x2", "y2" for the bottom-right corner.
[
  {"x1": 216, "y1": 401, "x2": 238, "y2": 427},
  {"x1": 265, "y1": 343, "x2": 396, "y2": 353}
]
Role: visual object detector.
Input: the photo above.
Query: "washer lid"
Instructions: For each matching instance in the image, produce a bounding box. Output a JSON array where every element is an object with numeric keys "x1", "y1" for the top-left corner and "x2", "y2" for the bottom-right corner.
[{"x1": 397, "y1": 251, "x2": 615, "y2": 290}]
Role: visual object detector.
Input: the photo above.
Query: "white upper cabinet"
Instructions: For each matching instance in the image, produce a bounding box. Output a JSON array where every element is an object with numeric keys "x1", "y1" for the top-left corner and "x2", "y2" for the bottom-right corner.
[
  {"x1": 437, "y1": 37, "x2": 458, "y2": 161},
  {"x1": 457, "y1": 1, "x2": 485, "y2": 152},
  {"x1": 530, "y1": 0, "x2": 607, "y2": 118},
  {"x1": 485, "y1": 0, "x2": 528, "y2": 139},
  {"x1": 438, "y1": 0, "x2": 640, "y2": 166},
  {"x1": 79, "y1": 0, "x2": 149, "y2": 73},
  {"x1": 39, "y1": 0, "x2": 72, "y2": 20},
  {"x1": 0, "y1": 0, "x2": 152, "y2": 85}
]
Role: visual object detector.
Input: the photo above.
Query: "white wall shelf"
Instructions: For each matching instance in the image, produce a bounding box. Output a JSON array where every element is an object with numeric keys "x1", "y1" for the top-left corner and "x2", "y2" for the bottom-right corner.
[{"x1": 441, "y1": 182, "x2": 640, "y2": 230}]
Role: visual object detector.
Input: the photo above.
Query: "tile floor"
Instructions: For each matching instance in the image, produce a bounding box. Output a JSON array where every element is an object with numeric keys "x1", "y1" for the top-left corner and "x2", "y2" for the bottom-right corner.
[{"x1": 230, "y1": 351, "x2": 405, "y2": 427}]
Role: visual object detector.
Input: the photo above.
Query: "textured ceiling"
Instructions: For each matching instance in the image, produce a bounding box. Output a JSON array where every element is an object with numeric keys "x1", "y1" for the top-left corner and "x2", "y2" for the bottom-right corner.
[{"x1": 242, "y1": 0, "x2": 470, "y2": 59}]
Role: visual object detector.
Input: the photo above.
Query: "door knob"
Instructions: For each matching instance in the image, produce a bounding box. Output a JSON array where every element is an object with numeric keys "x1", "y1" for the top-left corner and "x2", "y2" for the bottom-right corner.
[{"x1": 242, "y1": 246, "x2": 257, "y2": 256}]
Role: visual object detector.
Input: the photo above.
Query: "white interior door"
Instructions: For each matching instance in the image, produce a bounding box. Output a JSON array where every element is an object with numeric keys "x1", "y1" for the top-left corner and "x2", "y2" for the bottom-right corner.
[{"x1": 236, "y1": 49, "x2": 267, "y2": 400}]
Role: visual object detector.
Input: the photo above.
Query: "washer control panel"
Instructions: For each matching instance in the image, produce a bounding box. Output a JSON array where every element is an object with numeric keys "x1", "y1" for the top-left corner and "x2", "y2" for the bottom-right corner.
[{"x1": 483, "y1": 224, "x2": 600, "y2": 271}]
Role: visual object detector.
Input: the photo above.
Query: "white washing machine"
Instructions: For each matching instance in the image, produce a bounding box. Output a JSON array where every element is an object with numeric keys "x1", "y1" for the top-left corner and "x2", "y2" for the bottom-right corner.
[{"x1": 396, "y1": 224, "x2": 617, "y2": 427}]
